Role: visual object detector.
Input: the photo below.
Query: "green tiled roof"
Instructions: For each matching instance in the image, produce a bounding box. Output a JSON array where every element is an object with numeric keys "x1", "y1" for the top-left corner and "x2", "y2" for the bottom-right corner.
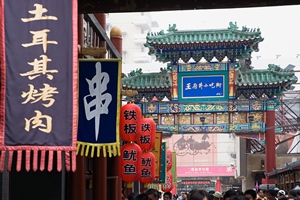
[
  {"x1": 122, "y1": 72, "x2": 172, "y2": 89},
  {"x1": 144, "y1": 22, "x2": 264, "y2": 63},
  {"x1": 236, "y1": 64, "x2": 298, "y2": 88},
  {"x1": 122, "y1": 65, "x2": 297, "y2": 90},
  {"x1": 146, "y1": 23, "x2": 262, "y2": 44}
]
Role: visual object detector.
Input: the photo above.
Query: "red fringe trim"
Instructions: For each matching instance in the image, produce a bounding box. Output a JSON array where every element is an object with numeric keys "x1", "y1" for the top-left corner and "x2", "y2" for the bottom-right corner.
[
  {"x1": 33, "y1": 150, "x2": 38, "y2": 172},
  {"x1": 16, "y1": 150, "x2": 22, "y2": 172},
  {"x1": 7, "y1": 151, "x2": 13, "y2": 172},
  {"x1": 48, "y1": 151, "x2": 53, "y2": 172},
  {"x1": 72, "y1": 151, "x2": 76, "y2": 172},
  {"x1": 0, "y1": 150, "x2": 77, "y2": 172},
  {"x1": 0, "y1": 151, "x2": 5, "y2": 171},
  {"x1": 40, "y1": 150, "x2": 46, "y2": 171},
  {"x1": 25, "y1": 150, "x2": 30, "y2": 172},
  {"x1": 57, "y1": 150, "x2": 62, "y2": 172},
  {"x1": 65, "y1": 151, "x2": 71, "y2": 171}
]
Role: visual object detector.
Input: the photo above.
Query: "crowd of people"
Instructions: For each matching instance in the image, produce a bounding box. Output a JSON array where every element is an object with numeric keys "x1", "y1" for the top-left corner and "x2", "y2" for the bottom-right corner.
[{"x1": 122, "y1": 187, "x2": 300, "y2": 200}]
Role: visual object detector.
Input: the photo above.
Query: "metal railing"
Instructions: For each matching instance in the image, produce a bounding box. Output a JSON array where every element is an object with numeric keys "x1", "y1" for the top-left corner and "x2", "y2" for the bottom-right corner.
[{"x1": 83, "y1": 14, "x2": 121, "y2": 59}]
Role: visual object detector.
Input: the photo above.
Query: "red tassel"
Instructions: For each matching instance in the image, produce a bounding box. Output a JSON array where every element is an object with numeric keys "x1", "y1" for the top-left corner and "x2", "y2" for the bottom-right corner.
[
  {"x1": 48, "y1": 151, "x2": 53, "y2": 172},
  {"x1": 65, "y1": 151, "x2": 70, "y2": 171},
  {"x1": 40, "y1": 150, "x2": 45, "y2": 171},
  {"x1": 7, "y1": 151, "x2": 13, "y2": 172},
  {"x1": 25, "y1": 150, "x2": 31, "y2": 172},
  {"x1": 16, "y1": 150, "x2": 22, "y2": 172},
  {"x1": 72, "y1": 151, "x2": 76, "y2": 172},
  {"x1": 0, "y1": 151, "x2": 5, "y2": 172},
  {"x1": 33, "y1": 150, "x2": 38, "y2": 172},
  {"x1": 57, "y1": 151, "x2": 62, "y2": 172}
]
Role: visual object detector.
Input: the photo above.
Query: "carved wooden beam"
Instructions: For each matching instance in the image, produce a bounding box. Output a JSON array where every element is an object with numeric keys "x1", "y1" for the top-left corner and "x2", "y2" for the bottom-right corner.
[
  {"x1": 121, "y1": 90, "x2": 138, "y2": 97},
  {"x1": 81, "y1": 47, "x2": 107, "y2": 57}
]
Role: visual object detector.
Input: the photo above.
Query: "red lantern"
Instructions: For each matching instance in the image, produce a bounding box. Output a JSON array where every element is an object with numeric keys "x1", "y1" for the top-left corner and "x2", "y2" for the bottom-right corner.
[
  {"x1": 120, "y1": 103, "x2": 142, "y2": 142},
  {"x1": 120, "y1": 143, "x2": 142, "y2": 182},
  {"x1": 162, "y1": 172, "x2": 173, "y2": 192},
  {"x1": 139, "y1": 152, "x2": 156, "y2": 183},
  {"x1": 166, "y1": 149, "x2": 173, "y2": 171},
  {"x1": 137, "y1": 118, "x2": 156, "y2": 150}
]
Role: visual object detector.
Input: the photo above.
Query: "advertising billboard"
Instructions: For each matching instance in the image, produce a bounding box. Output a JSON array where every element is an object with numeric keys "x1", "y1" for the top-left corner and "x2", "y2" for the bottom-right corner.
[{"x1": 164, "y1": 133, "x2": 236, "y2": 177}]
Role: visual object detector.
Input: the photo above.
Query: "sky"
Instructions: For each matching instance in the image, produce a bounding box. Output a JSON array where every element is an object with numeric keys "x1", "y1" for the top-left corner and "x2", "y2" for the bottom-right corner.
[
  {"x1": 145, "y1": 5, "x2": 300, "y2": 90},
  {"x1": 148, "y1": 5, "x2": 300, "y2": 71},
  {"x1": 119, "y1": 5, "x2": 300, "y2": 89}
]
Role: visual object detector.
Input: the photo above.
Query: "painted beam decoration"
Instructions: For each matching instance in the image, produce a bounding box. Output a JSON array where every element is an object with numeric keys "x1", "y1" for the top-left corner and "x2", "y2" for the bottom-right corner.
[
  {"x1": 78, "y1": 59, "x2": 121, "y2": 157},
  {"x1": 178, "y1": 63, "x2": 227, "y2": 72},
  {"x1": 156, "y1": 123, "x2": 266, "y2": 133},
  {"x1": 0, "y1": 0, "x2": 78, "y2": 172},
  {"x1": 140, "y1": 100, "x2": 282, "y2": 134},
  {"x1": 140, "y1": 100, "x2": 278, "y2": 114}
]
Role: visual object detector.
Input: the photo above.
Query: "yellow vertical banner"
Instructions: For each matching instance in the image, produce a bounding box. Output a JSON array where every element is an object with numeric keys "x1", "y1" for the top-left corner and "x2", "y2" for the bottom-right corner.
[
  {"x1": 228, "y1": 69, "x2": 236, "y2": 98},
  {"x1": 151, "y1": 132, "x2": 162, "y2": 182},
  {"x1": 170, "y1": 152, "x2": 177, "y2": 184},
  {"x1": 171, "y1": 72, "x2": 178, "y2": 100}
]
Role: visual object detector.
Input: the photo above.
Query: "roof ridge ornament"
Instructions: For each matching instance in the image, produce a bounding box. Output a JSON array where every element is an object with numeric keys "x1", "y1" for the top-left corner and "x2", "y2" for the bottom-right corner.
[
  {"x1": 127, "y1": 68, "x2": 143, "y2": 77},
  {"x1": 160, "y1": 67, "x2": 168, "y2": 73},
  {"x1": 267, "y1": 64, "x2": 282, "y2": 72},
  {"x1": 168, "y1": 24, "x2": 177, "y2": 32},
  {"x1": 144, "y1": 22, "x2": 264, "y2": 63},
  {"x1": 228, "y1": 22, "x2": 238, "y2": 30}
]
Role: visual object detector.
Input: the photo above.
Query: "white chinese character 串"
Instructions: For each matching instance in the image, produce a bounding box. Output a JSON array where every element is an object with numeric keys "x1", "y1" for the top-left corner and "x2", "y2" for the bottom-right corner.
[{"x1": 84, "y1": 62, "x2": 112, "y2": 141}]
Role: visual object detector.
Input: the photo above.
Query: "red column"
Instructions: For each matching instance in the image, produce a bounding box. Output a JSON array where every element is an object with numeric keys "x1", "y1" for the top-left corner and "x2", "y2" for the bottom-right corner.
[
  {"x1": 109, "y1": 157, "x2": 122, "y2": 200},
  {"x1": 93, "y1": 156, "x2": 107, "y2": 200},
  {"x1": 70, "y1": 155, "x2": 86, "y2": 200},
  {"x1": 92, "y1": 13, "x2": 108, "y2": 200},
  {"x1": 110, "y1": 26, "x2": 122, "y2": 200},
  {"x1": 215, "y1": 178, "x2": 221, "y2": 192},
  {"x1": 265, "y1": 102, "x2": 276, "y2": 184},
  {"x1": 69, "y1": 14, "x2": 86, "y2": 200}
]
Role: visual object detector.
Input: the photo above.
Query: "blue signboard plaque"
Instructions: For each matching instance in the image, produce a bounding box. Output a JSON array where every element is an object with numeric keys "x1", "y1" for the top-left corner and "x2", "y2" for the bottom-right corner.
[{"x1": 178, "y1": 71, "x2": 228, "y2": 102}]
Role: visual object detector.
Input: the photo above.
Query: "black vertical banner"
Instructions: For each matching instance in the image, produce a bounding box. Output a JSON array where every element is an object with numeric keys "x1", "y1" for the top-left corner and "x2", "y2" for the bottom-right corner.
[{"x1": 0, "y1": 0, "x2": 78, "y2": 172}]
